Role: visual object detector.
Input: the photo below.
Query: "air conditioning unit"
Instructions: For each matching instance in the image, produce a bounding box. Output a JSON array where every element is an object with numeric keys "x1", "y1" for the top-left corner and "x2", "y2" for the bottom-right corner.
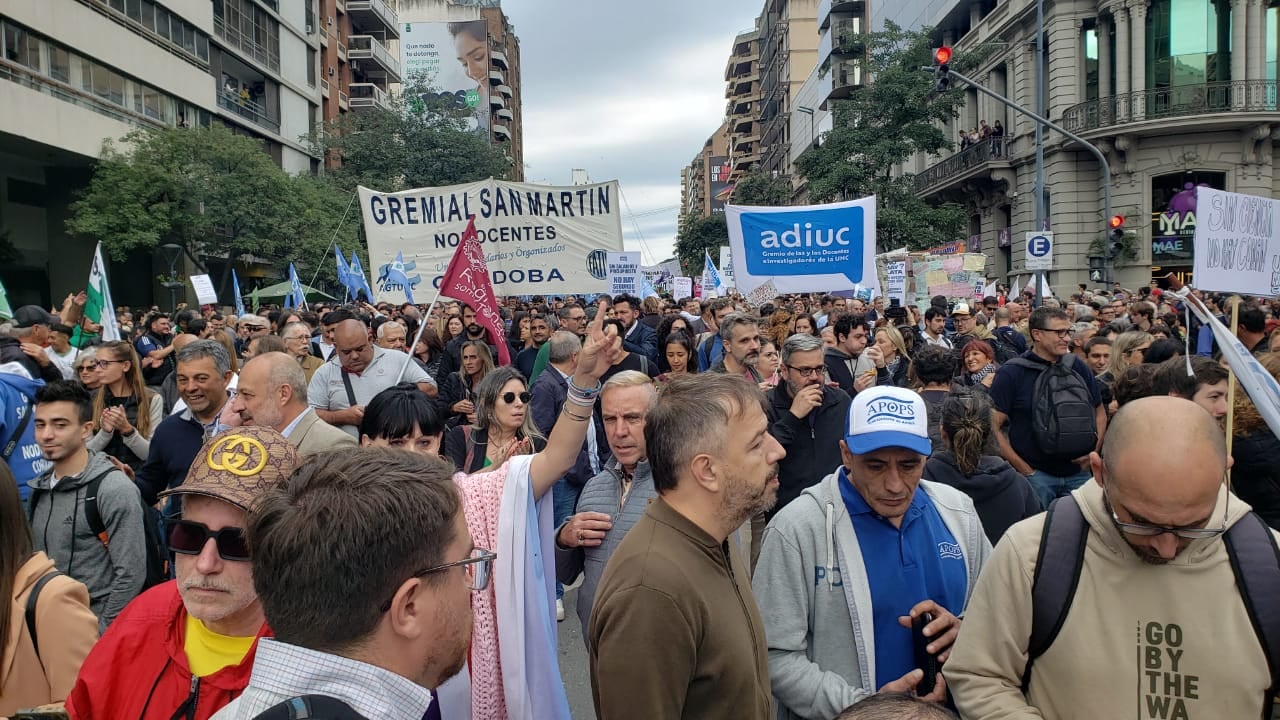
[
  {"x1": 328, "y1": 15, "x2": 335, "y2": 25},
  {"x1": 328, "y1": 66, "x2": 335, "y2": 76},
  {"x1": 306, "y1": 23, "x2": 314, "y2": 33}
]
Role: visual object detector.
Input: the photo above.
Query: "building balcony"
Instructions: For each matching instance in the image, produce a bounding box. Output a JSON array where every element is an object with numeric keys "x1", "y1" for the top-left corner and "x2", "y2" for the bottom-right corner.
[
  {"x1": 338, "y1": 90, "x2": 349, "y2": 110},
  {"x1": 347, "y1": 0, "x2": 399, "y2": 39},
  {"x1": 495, "y1": 107, "x2": 513, "y2": 121},
  {"x1": 337, "y1": 42, "x2": 347, "y2": 61},
  {"x1": 490, "y1": 93, "x2": 505, "y2": 109},
  {"x1": 491, "y1": 49, "x2": 508, "y2": 70},
  {"x1": 335, "y1": 0, "x2": 346, "y2": 13},
  {"x1": 914, "y1": 137, "x2": 1013, "y2": 196},
  {"x1": 819, "y1": 0, "x2": 867, "y2": 30},
  {"x1": 497, "y1": 84, "x2": 513, "y2": 98},
  {"x1": 347, "y1": 35, "x2": 400, "y2": 82},
  {"x1": 321, "y1": 78, "x2": 330, "y2": 98},
  {"x1": 217, "y1": 88, "x2": 280, "y2": 134},
  {"x1": 493, "y1": 124, "x2": 512, "y2": 141},
  {"x1": 732, "y1": 113, "x2": 754, "y2": 133},
  {"x1": 320, "y1": 30, "x2": 328, "y2": 47},
  {"x1": 819, "y1": 58, "x2": 864, "y2": 109},
  {"x1": 214, "y1": 15, "x2": 280, "y2": 72},
  {"x1": 489, "y1": 69, "x2": 505, "y2": 85},
  {"x1": 348, "y1": 82, "x2": 390, "y2": 110},
  {"x1": 1063, "y1": 80, "x2": 1280, "y2": 135}
]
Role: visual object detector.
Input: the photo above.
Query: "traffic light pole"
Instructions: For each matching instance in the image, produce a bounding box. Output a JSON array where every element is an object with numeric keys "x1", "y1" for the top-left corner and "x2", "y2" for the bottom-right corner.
[{"x1": 926, "y1": 66, "x2": 1115, "y2": 285}]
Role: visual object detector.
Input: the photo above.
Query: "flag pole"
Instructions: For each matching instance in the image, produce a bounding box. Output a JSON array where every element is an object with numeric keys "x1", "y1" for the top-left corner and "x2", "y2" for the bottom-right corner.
[
  {"x1": 1223, "y1": 295, "x2": 1241, "y2": 489},
  {"x1": 397, "y1": 281, "x2": 446, "y2": 383},
  {"x1": 305, "y1": 192, "x2": 358, "y2": 294}
]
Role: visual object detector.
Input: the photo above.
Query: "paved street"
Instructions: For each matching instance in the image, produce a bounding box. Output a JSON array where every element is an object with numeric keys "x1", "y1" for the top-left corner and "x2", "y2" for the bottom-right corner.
[{"x1": 557, "y1": 585, "x2": 597, "y2": 719}]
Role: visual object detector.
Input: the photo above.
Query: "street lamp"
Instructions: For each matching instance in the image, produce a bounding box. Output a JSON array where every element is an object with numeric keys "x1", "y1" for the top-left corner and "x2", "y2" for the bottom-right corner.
[
  {"x1": 797, "y1": 105, "x2": 816, "y2": 149},
  {"x1": 159, "y1": 243, "x2": 184, "y2": 313}
]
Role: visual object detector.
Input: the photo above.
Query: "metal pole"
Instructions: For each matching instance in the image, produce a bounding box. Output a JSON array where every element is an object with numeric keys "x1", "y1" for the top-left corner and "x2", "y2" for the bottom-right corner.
[{"x1": 1035, "y1": 0, "x2": 1046, "y2": 305}]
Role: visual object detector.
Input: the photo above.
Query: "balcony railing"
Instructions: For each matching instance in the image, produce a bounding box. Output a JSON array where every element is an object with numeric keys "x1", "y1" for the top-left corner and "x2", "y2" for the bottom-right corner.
[
  {"x1": 347, "y1": 35, "x2": 400, "y2": 81},
  {"x1": 217, "y1": 89, "x2": 280, "y2": 133},
  {"x1": 1, "y1": 58, "x2": 164, "y2": 132},
  {"x1": 1063, "y1": 80, "x2": 1280, "y2": 132},
  {"x1": 338, "y1": 90, "x2": 349, "y2": 109},
  {"x1": 491, "y1": 48, "x2": 508, "y2": 69},
  {"x1": 348, "y1": 82, "x2": 389, "y2": 110},
  {"x1": 337, "y1": 42, "x2": 347, "y2": 61},
  {"x1": 321, "y1": 78, "x2": 330, "y2": 97},
  {"x1": 915, "y1": 137, "x2": 1007, "y2": 193},
  {"x1": 347, "y1": 0, "x2": 399, "y2": 38},
  {"x1": 213, "y1": 15, "x2": 280, "y2": 72}
]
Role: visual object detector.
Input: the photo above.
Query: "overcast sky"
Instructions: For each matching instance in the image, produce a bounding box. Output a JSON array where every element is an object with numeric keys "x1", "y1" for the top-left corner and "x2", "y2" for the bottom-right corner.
[{"x1": 501, "y1": 0, "x2": 760, "y2": 265}]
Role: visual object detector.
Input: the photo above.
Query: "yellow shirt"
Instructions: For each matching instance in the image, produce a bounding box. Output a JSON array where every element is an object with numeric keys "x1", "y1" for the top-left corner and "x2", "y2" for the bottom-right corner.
[{"x1": 184, "y1": 614, "x2": 257, "y2": 677}]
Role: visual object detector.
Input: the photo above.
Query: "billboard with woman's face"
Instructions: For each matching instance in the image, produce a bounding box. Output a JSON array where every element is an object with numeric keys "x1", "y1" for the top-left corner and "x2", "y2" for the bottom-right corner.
[{"x1": 401, "y1": 20, "x2": 491, "y2": 136}]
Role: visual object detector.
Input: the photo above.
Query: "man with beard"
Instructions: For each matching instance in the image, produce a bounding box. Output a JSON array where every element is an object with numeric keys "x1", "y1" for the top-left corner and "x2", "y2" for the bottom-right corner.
[
  {"x1": 211, "y1": 447, "x2": 476, "y2": 719},
  {"x1": 590, "y1": 374, "x2": 785, "y2": 720},
  {"x1": 436, "y1": 304, "x2": 497, "y2": 379},
  {"x1": 709, "y1": 313, "x2": 764, "y2": 383},
  {"x1": 754, "y1": 386, "x2": 988, "y2": 719},
  {"x1": 946, "y1": 397, "x2": 1280, "y2": 720},
  {"x1": 137, "y1": 341, "x2": 237, "y2": 510},
  {"x1": 230, "y1": 353, "x2": 355, "y2": 456},
  {"x1": 68, "y1": 426, "x2": 298, "y2": 719}
]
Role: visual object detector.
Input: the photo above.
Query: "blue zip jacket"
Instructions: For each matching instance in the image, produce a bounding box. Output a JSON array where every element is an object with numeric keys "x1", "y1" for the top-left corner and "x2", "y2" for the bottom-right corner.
[{"x1": 0, "y1": 365, "x2": 49, "y2": 501}]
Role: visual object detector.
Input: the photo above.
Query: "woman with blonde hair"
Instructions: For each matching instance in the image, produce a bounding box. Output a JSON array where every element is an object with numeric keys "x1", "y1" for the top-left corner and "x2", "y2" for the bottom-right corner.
[
  {"x1": 441, "y1": 339, "x2": 496, "y2": 427},
  {"x1": 86, "y1": 341, "x2": 162, "y2": 471},
  {"x1": 871, "y1": 324, "x2": 912, "y2": 387},
  {"x1": 0, "y1": 460, "x2": 99, "y2": 715},
  {"x1": 1103, "y1": 330, "x2": 1154, "y2": 383}
]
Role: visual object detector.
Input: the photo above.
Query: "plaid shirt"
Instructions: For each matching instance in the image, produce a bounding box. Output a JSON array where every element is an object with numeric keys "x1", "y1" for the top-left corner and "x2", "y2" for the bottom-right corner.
[{"x1": 210, "y1": 638, "x2": 434, "y2": 720}]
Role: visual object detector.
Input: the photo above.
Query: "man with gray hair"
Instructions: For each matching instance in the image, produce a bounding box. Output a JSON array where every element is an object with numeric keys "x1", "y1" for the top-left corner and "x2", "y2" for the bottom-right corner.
[
  {"x1": 555, "y1": 370, "x2": 658, "y2": 639},
  {"x1": 136, "y1": 339, "x2": 235, "y2": 506},
  {"x1": 767, "y1": 332, "x2": 852, "y2": 518},
  {"x1": 710, "y1": 312, "x2": 764, "y2": 383},
  {"x1": 836, "y1": 694, "x2": 958, "y2": 720},
  {"x1": 0, "y1": 305, "x2": 65, "y2": 383},
  {"x1": 230, "y1": 352, "x2": 355, "y2": 456}
]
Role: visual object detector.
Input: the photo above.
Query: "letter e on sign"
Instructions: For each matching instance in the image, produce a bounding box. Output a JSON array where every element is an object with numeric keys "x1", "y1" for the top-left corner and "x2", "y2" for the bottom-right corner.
[{"x1": 1025, "y1": 232, "x2": 1054, "y2": 271}]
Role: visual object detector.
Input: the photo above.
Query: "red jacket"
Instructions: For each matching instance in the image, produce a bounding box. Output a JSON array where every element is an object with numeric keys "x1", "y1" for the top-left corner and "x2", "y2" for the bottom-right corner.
[{"x1": 66, "y1": 581, "x2": 269, "y2": 720}]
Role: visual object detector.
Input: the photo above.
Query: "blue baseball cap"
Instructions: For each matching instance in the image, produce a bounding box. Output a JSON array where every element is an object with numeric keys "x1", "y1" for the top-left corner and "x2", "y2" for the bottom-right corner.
[{"x1": 845, "y1": 386, "x2": 933, "y2": 456}]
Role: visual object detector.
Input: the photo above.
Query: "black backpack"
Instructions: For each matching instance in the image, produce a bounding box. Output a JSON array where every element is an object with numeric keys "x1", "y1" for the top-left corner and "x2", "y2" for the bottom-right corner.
[
  {"x1": 1007, "y1": 356, "x2": 1097, "y2": 460},
  {"x1": 1023, "y1": 495, "x2": 1280, "y2": 712},
  {"x1": 990, "y1": 329, "x2": 1023, "y2": 364},
  {"x1": 29, "y1": 472, "x2": 169, "y2": 590},
  {"x1": 254, "y1": 695, "x2": 369, "y2": 719}
]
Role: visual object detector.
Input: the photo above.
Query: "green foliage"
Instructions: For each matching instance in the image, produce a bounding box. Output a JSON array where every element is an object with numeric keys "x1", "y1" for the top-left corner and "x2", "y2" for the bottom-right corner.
[
  {"x1": 313, "y1": 81, "x2": 513, "y2": 195},
  {"x1": 675, "y1": 214, "x2": 728, "y2": 277},
  {"x1": 730, "y1": 171, "x2": 792, "y2": 206},
  {"x1": 795, "y1": 22, "x2": 973, "y2": 251}
]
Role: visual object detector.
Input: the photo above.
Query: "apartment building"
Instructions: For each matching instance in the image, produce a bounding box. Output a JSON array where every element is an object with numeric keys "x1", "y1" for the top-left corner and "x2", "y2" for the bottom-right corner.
[
  {"x1": 725, "y1": 27, "x2": 763, "y2": 186},
  {"x1": 757, "y1": 0, "x2": 820, "y2": 180},
  {"x1": 681, "y1": 122, "x2": 733, "y2": 219},
  {"x1": 897, "y1": 0, "x2": 1280, "y2": 288}
]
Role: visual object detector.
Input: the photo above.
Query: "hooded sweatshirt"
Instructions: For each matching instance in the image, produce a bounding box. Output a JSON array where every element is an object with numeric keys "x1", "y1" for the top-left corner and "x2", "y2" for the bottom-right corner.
[
  {"x1": 27, "y1": 450, "x2": 146, "y2": 628},
  {"x1": 0, "y1": 364, "x2": 47, "y2": 501},
  {"x1": 752, "y1": 471, "x2": 990, "y2": 720},
  {"x1": 945, "y1": 481, "x2": 1276, "y2": 720},
  {"x1": 924, "y1": 452, "x2": 1042, "y2": 544}
]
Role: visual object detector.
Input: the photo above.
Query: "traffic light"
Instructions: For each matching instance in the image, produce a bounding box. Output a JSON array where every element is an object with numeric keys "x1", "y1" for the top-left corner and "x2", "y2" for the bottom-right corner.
[
  {"x1": 933, "y1": 47, "x2": 952, "y2": 92},
  {"x1": 1107, "y1": 215, "x2": 1126, "y2": 257}
]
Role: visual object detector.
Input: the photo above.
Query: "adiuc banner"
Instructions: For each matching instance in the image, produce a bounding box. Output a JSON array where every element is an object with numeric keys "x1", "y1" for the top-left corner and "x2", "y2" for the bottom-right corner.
[
  {"x1": 359, "y1": 180, "x2": 624, "y2": 299},
  {"x1": 726, "y1": 195, "x2": 878, "y2": 296}
]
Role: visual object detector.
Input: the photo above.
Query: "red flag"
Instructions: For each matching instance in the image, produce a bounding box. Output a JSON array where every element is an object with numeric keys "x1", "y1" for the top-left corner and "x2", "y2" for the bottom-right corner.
[{"x1": 437, "y1": 216, "x2": 511, "y2": 365}]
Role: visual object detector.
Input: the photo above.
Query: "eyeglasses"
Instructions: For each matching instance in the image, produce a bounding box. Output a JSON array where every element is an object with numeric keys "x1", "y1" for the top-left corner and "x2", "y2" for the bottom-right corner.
[
  {"x1": 501, "y1": 391, "x2": 531, "y2": 405},
  {"x1": 786, "y1": 365, "x2": 826, "y2": 378},
  {"x1": 1103, "y1": 488, "x2": 1228, "y2": 540},
  {"x1": 1033, "y1": 327, "x2": 1072, "y2": 338},
  {"x1": 165, "y1": 519, "x2": 250, "y2": 561},
  {"x1": 380, "y1": 548, "x2": 497, "y2": 611},
  {"x1": 90, "y1": 359, "x2": 127, "y2": 370}
]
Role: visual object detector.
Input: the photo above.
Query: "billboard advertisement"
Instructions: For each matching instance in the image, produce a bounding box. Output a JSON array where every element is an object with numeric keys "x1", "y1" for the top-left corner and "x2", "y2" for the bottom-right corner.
[
  {"x1": 709, "y1": 156, "x2": 732, "y2": 214},
  {"x1": 359, "y1": 180, "x2": 625, "y2": 297},
  {"x1": 401, "y1": 20, "x2": 490, "y2": 136}
]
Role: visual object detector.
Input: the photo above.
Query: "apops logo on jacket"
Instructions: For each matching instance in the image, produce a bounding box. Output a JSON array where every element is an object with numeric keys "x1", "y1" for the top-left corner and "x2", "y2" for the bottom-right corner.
[{"x1": 938, "y1": 541, "x2": 963, "y2": 560}]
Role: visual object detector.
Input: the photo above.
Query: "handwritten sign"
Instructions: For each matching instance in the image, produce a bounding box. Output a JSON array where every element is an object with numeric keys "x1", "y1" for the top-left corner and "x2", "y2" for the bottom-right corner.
[
  {"x1": 1192, "y1": 187, "x2": 1280, "y2": 296},
  {"x1": 886, "y1": 261, "x2": 907, "y2": 304},
  {"x1": 189, "y1": 274, "x2": 218, "y2": 305},
  {"x1": 606, "y1": 252, "x2": 641, "y2": 296},
  {"x1": 745, "y1": 279, "x2": 780, "y2": 308},
  {"x1": 673, "y1": 276, "x2": 693, "y2": 299}
]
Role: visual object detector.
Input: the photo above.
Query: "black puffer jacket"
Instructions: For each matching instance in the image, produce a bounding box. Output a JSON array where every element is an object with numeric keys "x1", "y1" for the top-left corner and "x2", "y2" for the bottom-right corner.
[
  {"x1": 923, "y1": 451, "x2": 1042, "y2": 544},
  {"x1": 1232, "y1": 429, "x2": 1280, "y2": 530}
]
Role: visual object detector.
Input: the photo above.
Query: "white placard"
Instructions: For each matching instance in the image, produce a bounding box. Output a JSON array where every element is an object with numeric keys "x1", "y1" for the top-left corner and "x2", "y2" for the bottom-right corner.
[
  {"x1": 189, "y1": 274, "x2": 218, "y2": 305},
  {"x1": 606, "y1": 251, "x2": 641, "y2": 296},
  {"x1": 745, "y1": 279, "x2": 780, "y2": 307},
  {"x1": 1025, "y1": 231, "x2": 1054, "y2": 271},
  {"x1": 673, "y1": 276, "x2": 693, "y2": 298},
  {"x1": 1192, "y1": 187, "x2": 1280, "y2": 296},
  {"x1": 885, "y1": 260, "x2": 907, "y2": 305},
  {"x1": 719, "y1": 246, "x2": 735, "y2": 286}
]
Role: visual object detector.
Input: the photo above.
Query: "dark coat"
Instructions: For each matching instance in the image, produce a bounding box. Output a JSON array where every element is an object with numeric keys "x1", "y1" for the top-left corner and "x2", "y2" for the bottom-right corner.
[
  {"x1": 1232, "y1": 429, "x2": 1280, "y2": 530},
  {"x1": 621, "y1": 321, "x2": 659, "y2": 367},
  {"x1": 923, "y1": 451, "x2": 1042, "y2": 544},
  {"x1": 765, "y1": 381, "x2": 851, "y2": 519},
  {"x1": 442, "y1": 425, "x2": 547, "y2": 475}
]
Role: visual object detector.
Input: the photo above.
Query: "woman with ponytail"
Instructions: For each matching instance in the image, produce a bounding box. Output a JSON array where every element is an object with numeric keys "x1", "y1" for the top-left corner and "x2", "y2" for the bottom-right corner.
[{"x1": 923, "y1": 390, "x2": 1041, "y2": 544}]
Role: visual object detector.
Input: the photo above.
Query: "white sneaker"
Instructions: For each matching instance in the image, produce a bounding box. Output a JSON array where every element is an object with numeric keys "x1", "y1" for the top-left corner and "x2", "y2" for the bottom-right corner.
[{"x1": 556, "y1": 599, "x2": 565, "y2": 622}]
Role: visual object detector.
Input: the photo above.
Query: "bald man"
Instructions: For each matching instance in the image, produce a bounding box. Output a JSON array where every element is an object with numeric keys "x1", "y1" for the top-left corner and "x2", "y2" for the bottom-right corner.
[
  {"x1": 231, "y1": 353, "x2": 354, "y2": 456},
  {"x1": 307, "y1": 319, "x2": 435, "y2": 437},
  {"x1": 946, "y1": 396, "x2": 1280, "y2": 720}
]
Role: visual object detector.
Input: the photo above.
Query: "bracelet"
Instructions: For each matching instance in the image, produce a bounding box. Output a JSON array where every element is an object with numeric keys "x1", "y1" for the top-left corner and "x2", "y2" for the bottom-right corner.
[
  {"x1": 564, "y1": 394, "x2": 595, "y2": 408},
  {"x1": 562, "y1": 406, "x2": 591, "y2": 422},
  {"x1": 568, "y1": 377, "x2": 602, "y2": 397}
]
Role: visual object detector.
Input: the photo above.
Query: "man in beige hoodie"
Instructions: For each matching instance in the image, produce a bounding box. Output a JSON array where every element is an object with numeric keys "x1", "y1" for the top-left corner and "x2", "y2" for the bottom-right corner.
[{"x1": 945, "y1": 396, "x2": 1279, "y2": 719}]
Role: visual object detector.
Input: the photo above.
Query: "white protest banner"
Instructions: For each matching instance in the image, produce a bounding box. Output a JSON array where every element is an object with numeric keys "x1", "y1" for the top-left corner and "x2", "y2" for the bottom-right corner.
[
  {"x1": 673, "y1": 276, "x2": 693, "y2": 298},
  {"x1": 726, "y1": 195, "x2": 878, "y2": 296},
  {"x1": 1192, "y1": 187, "x2": 1280, "y2": 296},
  {"x1": 745, "y1": 279, "x2": 780, "y2": 308},
  {"x1": 606, "y1": 251, "x2": 641, "y2": 296},
  {"x1": 719, "y1": 246, "x2": 735, "y2": 287},
  {"x1": 189, "y1": 274, "x2": 218, "y2": 305},
  {"x1": 886, "y1": 261, "x2": 907, "y2": 305},
  {"x1": 359, "y1": 180, "x2": 624, "y2": 299}
]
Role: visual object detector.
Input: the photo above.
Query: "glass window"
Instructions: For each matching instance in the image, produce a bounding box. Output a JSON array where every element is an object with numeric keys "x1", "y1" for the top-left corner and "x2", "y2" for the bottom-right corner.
[
  {"x1": 49, "y1": 45, "x2": 70, "y2": 82},
  {"x1": 183, "y1": 24, "x2": 197, "y2": 54},
  {"x1": 143, "y1": 86, "x2": 163, "y2": 119},
  {"x1": 307, "y1": 48, "x2": 317, "y2": 86},
  {"x1": 1084, "y1": 26, "x2": 1100, "y2": 102},
  {"x1": 197, "y1": 34, "x2": 209, "y2": 60},
  {"x1": 140, "y1": 1, "x2": 154, "y2": 32},
  {"x1": 132, "y1": 81, "x2": 144, "y2": 112},
  {"x1": 109, "y1": 0, "x2": 124, "y2": 11},
  {"x1": 126, "y1": 0, "x2": 142, "y2": 22},
  {"x1": 3, "y1": 25, "x2": 39, "y2": 69},
  {"x1": 155, "y1": 7, "x2": 170, "y2": 41}
]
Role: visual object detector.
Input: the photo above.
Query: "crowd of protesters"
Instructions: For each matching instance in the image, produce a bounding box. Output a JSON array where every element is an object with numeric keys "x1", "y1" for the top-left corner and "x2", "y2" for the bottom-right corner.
[{"x1": 0, "y1": 278, "x2": 1278, "y2": 720}]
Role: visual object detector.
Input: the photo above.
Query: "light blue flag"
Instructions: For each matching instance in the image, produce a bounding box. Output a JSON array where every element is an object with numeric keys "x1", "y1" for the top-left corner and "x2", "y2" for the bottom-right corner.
[
  {"x1": 288, "y1": 263, "x2": 304, "y2": 308},
  {"x1": 335, "y1": 246, "x2": 353, "y2": 299},
  {"x1": 383, "y1": 252, "x2": 416, "y2": 304},
  {"x1": 640, "y1": 274, "x2": 659, "y2": 300},
  {"x1": 232, "y1": 269, "x2": 245, "y2": 318},
  {"x1": 349, "y1": 253, "x2": 374, "y2": 301},
  {"x1": 703, "y1": 250, "x2": 727, "y2": 296}
]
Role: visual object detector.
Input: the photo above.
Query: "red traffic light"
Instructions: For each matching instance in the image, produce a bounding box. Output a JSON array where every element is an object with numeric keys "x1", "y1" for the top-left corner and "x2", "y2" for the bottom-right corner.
[
  {"x1": 1108, "y1": 215, "x2": 1125, "y2": 229},
  {"x1": 934, "y1": 46, "x2": 953, "y2": 65}
]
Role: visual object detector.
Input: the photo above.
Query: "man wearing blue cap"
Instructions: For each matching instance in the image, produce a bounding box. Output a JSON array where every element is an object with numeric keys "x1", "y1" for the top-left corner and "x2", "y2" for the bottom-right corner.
[{"x1": 753, "y1": 386, "x2": 991, "y2": 720}]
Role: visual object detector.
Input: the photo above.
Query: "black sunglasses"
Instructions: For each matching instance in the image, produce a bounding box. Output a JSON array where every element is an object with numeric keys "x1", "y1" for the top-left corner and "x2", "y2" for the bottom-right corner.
[
  {"x1": 165, "y1": 519, "x2": 250, "y2": 561},
  {"x1": 501, "y1": 391, "x2": 531, "y2": 405}
]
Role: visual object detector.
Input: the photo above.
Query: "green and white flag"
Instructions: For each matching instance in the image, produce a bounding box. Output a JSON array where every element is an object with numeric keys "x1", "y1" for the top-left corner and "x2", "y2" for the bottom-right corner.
[
  {"x1": 87, "y1": 242, "x2": 120, "y2": 341},
  {"x1": 0, "y1": 276, "x2": 12, "y2": 322}
]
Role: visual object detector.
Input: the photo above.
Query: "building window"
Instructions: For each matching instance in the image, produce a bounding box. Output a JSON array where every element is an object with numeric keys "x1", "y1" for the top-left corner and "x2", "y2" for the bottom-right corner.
[
  {"x1": 1083, "y1": 25, "x2": 1099, "y2": 101},
  {"x1": 1146, "y1": 0, "x2": 1230, "y2": 87},
  {"x1": 92, "y1": 0, "x2": 212, "y2": 64},
  {"x1": 307, "y1": 47, "x2": 316, "y2": 86},
  {"x1": 49, "y1": 45, "x2": 70, "y2": 82}
]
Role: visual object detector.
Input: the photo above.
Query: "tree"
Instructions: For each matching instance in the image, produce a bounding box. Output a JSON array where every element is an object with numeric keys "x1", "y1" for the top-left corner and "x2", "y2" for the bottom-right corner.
[
  {"x1": 675, "y1": 214, "x2": 728, "y2": 278},
  {"x1": 730, "y1": 171, "x2": 792, "y2": 206},
  {"x1": 794, "y1": 22, "x2": 974, "y2": 251},
  {"x1": 67, "y1": 125, "x2": 355, "y2": 298}
]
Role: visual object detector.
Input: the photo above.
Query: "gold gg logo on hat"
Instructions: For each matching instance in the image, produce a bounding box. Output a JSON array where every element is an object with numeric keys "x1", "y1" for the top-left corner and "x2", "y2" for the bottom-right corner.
[{"x1": 207, "y1": 434, "x2": 269, "y2": 477}]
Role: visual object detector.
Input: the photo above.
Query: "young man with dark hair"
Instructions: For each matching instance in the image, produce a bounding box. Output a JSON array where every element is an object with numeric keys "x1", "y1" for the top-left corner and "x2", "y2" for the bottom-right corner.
[
  {"x1": 1238, "y1": 307, "x2": 1269, "y2": 358},
  {"x1": 1084, "y1": 336, "x2": 1113, "y2": 376},
  {"x1": 27, "y1": 380, "x2": 145, "y2": 628},
  {"x1": 825, "y1": 315, "x2": 878, "y2": 396},
  {"x1": 921, "y1": 308, "x2": 952, "y2": 349},
  {"x1": 1154, "y1": 355, "x2": 1230, "y2": 421},
  {"x1": 612, "y1": 293, "x2": 658, "y2": 366}
]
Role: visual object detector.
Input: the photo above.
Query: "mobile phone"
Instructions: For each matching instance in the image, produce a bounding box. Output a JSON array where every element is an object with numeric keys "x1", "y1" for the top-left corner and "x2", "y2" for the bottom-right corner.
[
  {"x1": 14, "y1": 709, "x2": 70, "y2": 720},
  {"x1": 912, "y1": 612, "x2": 940, "y2": 697}
]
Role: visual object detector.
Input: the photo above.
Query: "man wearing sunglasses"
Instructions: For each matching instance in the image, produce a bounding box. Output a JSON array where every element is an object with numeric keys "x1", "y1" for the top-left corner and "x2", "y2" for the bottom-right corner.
[
  {"x1": 68, "y1": 426, "x2": 299, "y2": 720},
  {"x1": 211, "y1": 447, "x2": 483, "y2": 719},
  {"x1": 947, "y1": 396, "x2": 1280, "y2": 720}
]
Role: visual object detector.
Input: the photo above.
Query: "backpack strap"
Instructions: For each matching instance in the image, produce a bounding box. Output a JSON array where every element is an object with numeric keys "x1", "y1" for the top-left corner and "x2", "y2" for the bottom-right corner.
[
  {"x1": 462, "y1": 425, "x2": 476, "y2": 472},
  {"x1": 1006, "y1": 357, "x2": 1043, "y2": 372},
  {"x1": 1222, "y1": 510, "x2": 1280, "y2": 714},
  {"x1": 83, "y1": 474, "x2": 109, "y2": 547},
  {"x1": 340, "y1": 370, "x2": 358, "y2": 408},
  {"x1": 25, "y1": 570, "x2": 62, "y2": 672},
  {"x1": 253, "y1": 695, "x2": 368, "y2": 720},
  {"x1": 1022, "y1": 494, "x2": 1089, "y2": 695}
]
